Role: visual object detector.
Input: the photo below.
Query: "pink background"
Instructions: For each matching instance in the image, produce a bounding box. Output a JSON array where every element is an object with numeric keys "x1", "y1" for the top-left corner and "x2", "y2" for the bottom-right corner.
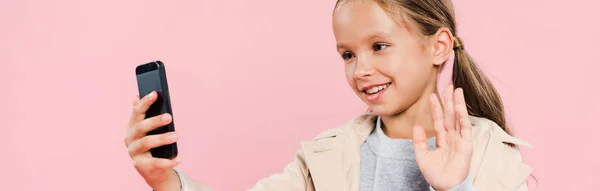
[{"x1": 2, "y1": 0, "x2": 598, "y2": 190}]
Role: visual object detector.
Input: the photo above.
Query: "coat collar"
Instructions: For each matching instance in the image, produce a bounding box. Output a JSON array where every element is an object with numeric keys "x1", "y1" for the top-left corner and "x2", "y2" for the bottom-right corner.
[
  {"x1": 300, "y1": 114, "x2": 376, "y2": 190},
  {"x1": 301, "y1": 114, "x2": 532, "y2": 191}
]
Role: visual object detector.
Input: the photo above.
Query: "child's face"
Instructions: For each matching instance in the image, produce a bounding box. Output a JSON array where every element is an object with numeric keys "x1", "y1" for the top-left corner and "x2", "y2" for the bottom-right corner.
[{"x1": 333, "y1": 1, "x2": 437, "y2": 116}]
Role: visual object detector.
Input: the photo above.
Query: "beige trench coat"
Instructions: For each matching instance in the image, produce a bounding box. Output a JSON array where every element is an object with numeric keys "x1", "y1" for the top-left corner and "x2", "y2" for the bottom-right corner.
[{"x1": 178, "y1": 114, "x2": 532, "y2": 191}]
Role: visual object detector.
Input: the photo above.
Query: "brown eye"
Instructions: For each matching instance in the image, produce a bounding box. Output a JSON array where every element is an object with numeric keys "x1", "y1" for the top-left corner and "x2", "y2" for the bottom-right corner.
[
  {"x1": 373, "y1": 43, "x2": 389, "y2": 51},
  {"x1": 342, "y1": 52, "x2": 355, "y2": 60}
]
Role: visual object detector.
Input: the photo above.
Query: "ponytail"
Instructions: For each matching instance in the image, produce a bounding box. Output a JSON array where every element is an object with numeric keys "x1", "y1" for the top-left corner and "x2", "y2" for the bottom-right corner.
[{"x1": 452, "y1": 37, "x2": 512, "y2": 136}]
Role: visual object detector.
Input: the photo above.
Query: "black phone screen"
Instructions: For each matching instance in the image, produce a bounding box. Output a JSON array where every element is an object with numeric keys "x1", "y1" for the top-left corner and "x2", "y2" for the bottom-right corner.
[{"x1": 136, "y1": 70, "x2": 165, "y2": 124}]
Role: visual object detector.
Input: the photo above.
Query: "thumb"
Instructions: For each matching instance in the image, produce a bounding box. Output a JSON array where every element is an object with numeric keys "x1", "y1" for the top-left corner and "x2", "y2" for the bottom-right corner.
[{"x1": 413, "y1": 125, "x2": 429, "y2": 158}]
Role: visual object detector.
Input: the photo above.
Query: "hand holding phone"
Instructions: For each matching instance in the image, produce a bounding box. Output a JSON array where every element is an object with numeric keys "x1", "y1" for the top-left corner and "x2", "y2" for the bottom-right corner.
[{"x1": 124, "y1": 61, "x2": 182, "y2": 190}]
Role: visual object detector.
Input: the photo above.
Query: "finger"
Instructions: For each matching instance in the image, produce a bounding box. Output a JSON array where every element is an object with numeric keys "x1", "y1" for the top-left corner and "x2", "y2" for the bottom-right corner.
[
  {"x1": 127, "y1": 95, "x2": 142, "y2": 129},
  {"x1": 430, "y1": 94, "x2": 447, "y2": 148},
  {"x1": 132, "y1": 91, "x2": 158, "y2": 123},
  {"x1": 132, "y1": 113, "x2": 172, "y2": 139},
  {"x1": 128, "y1": 132, "x2": 178, "y2": 157},
  {"x1": 443, "y1": 84, "x2": 456, "y2": 132},
  {"x1": 412, "y1": 125, "x2": 429, "y2": 158},
  {"x1": 153, "y1": 157, "x2": 182, "y2": 169},
  {"x1": 132, "y1": 95, "x2": 140, "y2": 106},
  {"x1": 453, "y1": 121, "x2": 462, "y2": 147},
  {"x1": 132, "y1": 156, "x2": 181, "y2": 172},
  {"x1": 454, "y1": 88, "x2": 472, "y2": 141}
]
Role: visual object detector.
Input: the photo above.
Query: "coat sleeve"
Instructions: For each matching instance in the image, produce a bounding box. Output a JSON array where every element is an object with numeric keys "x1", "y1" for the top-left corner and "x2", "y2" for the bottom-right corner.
[
  {"x1": 176, "y1": 150, "x2": 311, "y2": 191},
  {"x1": 246, "y1": 150, "x2": 311, "y2": 191},
  {"x1": 175, "y1": 169, "x2": 214, "y2": 191}
]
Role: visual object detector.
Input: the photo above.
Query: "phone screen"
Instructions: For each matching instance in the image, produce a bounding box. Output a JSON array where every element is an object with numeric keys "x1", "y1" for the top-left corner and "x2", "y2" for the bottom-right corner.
[{"x1": 136, "y1": 70, "x2": 167, "y2": 135}]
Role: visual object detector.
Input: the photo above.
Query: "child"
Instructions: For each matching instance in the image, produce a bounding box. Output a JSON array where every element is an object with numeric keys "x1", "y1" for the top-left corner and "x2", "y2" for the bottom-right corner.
[{"x1": 124, "y1": 0, "x2": 532, "y2": 190}]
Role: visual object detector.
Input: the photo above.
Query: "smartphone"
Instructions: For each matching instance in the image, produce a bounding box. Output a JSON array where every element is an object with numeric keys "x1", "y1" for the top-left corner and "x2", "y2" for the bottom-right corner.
[{"x1": 135, "y1": 61, "x2": 178, "y2": 159}]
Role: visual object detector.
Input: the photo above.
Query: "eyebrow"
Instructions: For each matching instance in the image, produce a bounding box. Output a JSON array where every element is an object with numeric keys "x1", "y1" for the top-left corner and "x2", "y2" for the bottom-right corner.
[
  {"x1": 366, "y1": 32, "x2": 389, "y2": 41},
  {"x1": 336, "y1": 31, "x2": 390, "y2": 50}
]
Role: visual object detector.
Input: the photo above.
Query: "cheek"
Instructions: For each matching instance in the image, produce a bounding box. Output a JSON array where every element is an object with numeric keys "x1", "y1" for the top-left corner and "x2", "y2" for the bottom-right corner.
[
  {"x1": 375, "y1": 53, "x2": 414, "y2": 81},
  {"x1": 344, "y1": 63, "x2": 357, "y2": 90},
  {"x1": 379, "y1": 52, "x2": 432, "y2": 93}
]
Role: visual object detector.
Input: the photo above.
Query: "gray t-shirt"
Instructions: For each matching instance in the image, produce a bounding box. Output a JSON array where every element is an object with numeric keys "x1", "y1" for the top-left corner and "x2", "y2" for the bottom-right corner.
[{"x1": 359, "y1": 116, "x2": 476, "y2": 191}]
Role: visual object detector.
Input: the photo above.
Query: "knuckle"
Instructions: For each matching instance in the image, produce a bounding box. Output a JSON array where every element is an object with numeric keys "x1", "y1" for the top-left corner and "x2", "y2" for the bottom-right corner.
[
  {"x1": 134, "y1": 126, "x2": 142, "y2": 136},
  {"x1": 127, "y1": 146, "x2": 136, "y2": 157},
  {"x1": 140, "y1": 137, "x2": 151, "y2": 151},
  {"x1": 126, "y1": 127, "x2": 133, "y2": 137},
  {"x1": 127, "y1": 121, "x2": 135, "y2": 129},
  {"x1": 132, "y1": 105, "x2": 142, "y2": 114},
  {"x1": 132, "y1": 158, "x2": 143, "y2": 168},
  {"x1": 134, "y1": 123, "x2": 146, "y2": 135}
]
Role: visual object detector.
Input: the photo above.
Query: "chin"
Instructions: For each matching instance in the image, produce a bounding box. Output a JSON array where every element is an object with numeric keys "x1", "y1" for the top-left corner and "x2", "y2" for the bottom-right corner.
[{"x1": 368, "y1": 104, "x2": 404, "y2": 117}]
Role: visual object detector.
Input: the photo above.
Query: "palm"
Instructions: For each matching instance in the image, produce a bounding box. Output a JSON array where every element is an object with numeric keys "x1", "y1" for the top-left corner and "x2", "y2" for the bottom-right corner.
[
  {"x1": 413, "y1": 86, "x2": 473, "y2": 190},
  {"x1": 135, "y1": 152, "x2": 171, "y2": 187}
]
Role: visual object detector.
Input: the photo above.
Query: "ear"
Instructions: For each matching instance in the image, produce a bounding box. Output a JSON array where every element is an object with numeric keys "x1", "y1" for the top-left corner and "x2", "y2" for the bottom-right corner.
[{"x1": 431, "y1": 28, "x2": 453, "y2": 66}]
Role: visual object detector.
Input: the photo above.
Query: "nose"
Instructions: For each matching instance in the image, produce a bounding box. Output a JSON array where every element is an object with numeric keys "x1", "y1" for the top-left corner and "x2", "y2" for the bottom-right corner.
[{"x1": 353, "y1": 56, "x2": 375, "y2": 80}]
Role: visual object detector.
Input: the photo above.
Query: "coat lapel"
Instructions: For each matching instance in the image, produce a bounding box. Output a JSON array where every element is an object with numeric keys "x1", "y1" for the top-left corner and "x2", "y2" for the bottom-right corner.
[
  {"x1": 301, "y1": 114, "x2": 377, "y2": 191},
  {"x1": 470, "y1": 117, "x2": 533, "y2": 191},
  {"x1": 468, "y1": 116, "x2": 492, "y2": 185},
  {"x1": 301, "y1": 137, "x2": 347, "y2": 191}
]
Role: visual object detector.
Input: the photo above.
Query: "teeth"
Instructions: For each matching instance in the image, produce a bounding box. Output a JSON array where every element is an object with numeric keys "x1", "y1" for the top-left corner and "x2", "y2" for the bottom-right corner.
[{"x1": 366, "y1": 83, "x2": 390, "y2": 94}]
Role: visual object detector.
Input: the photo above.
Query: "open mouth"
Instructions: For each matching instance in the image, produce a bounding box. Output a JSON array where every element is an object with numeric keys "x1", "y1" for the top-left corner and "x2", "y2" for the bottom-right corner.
[{"x1": 364, "y1": 82, "x2": 392, "y2": 95}]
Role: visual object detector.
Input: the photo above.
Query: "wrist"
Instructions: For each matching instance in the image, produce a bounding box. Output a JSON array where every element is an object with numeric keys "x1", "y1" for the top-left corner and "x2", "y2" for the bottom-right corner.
[
  {"x1": 153, "y1": 169, "x2": 182, "y2": 191},
  {"x1": 432, "y1": 174, "x2": 472, "y2": 191}
]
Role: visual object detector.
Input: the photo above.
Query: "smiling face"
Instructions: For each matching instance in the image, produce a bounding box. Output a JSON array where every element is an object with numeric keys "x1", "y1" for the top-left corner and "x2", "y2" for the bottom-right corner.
[{"x1": 333, "y1": 1, "x2": 438, "y2": 116}]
